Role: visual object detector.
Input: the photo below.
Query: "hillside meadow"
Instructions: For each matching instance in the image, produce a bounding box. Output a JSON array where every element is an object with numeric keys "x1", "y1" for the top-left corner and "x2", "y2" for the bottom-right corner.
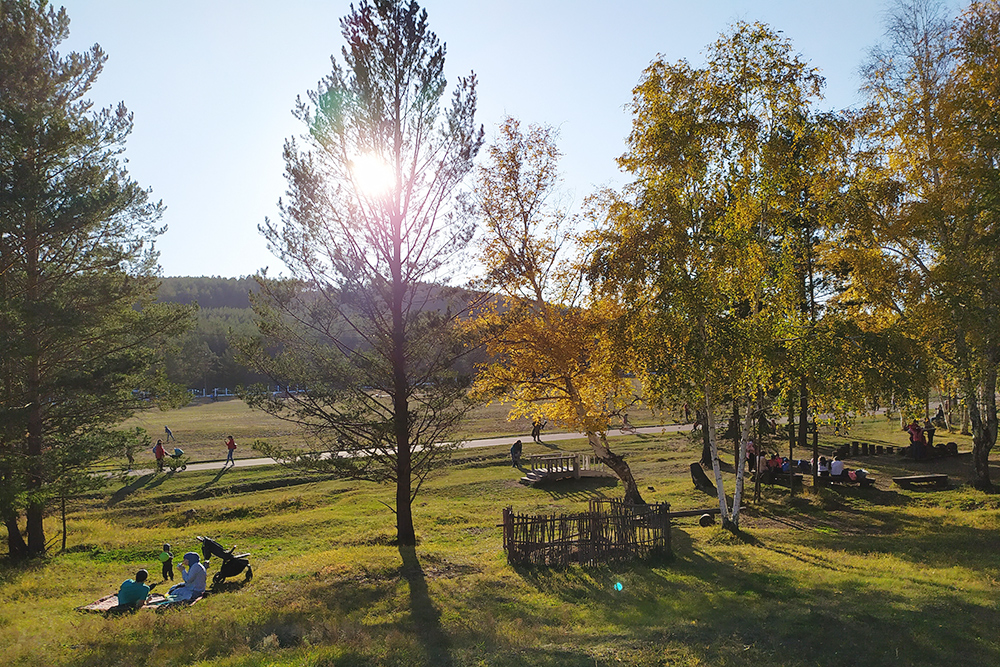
[{"x1": 1, "y1": 404, "x2": 999, "y2": 666}]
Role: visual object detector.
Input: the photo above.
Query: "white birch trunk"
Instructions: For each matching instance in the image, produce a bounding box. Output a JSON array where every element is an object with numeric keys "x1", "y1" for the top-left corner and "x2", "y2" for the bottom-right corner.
[
  {"x1": 703, "y1": 382, "x2": 730, "y2": 524},
  {"x1": 730, "y1": 396, "x2": 757, "y2": 528}
]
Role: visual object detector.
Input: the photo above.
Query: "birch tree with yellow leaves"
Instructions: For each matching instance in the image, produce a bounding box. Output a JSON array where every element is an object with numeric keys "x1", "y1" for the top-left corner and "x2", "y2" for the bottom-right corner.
[
  {"x1": 591, "y1": 22, "x2": 826, "y2": 529},
  {"x1": 468, "y1": 117, "x2": 645, "y2": 504}
]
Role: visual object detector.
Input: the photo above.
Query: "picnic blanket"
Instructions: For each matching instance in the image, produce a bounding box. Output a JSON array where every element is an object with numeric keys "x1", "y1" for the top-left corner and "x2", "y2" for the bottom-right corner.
[
  {"x1": 77, "y1": 592, "x2": 203, "y2": 613},
  {"x1": 76, "y1": 593, "x2": 169, "y2": 613}
]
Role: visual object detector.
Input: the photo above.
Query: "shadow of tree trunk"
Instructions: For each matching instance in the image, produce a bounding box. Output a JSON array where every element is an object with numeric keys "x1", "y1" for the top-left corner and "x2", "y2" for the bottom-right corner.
[
  {"x1": 106, "y1": 474, "x2": 155, "y2": 507},
  {"x1": 398, "y1": 544, "x2": 452, "y2": 666}
]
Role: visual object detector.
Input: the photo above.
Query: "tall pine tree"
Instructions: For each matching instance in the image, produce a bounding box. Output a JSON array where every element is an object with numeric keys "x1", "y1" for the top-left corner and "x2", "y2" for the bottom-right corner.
[{"x1": 0, "y1": 0, "x2": 191, "y2": 558}]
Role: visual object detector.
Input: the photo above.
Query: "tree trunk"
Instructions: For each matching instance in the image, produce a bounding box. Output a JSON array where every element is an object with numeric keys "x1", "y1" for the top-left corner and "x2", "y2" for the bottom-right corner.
[
  {"x1": 25, "y1": 214, "x2": 46, "y2": 556},
  {"x1": 561, "y1": 375, "x2": 644, "y2": 504},
  {"x1": 730, "y1": 396, "x2": 757, "y2": 528},
  {"x1": 797, "y1": 376, "x2": 808, "y2": 454},
  {"x1": 61, "y1": 495, "x2": 67, "y2": 553},
  {"x1": 4, "y1": 509, "x2": 27, "y2": 560},
  {"x1": 699, "y1": 410, "x2": 712, "y2": 466},
  {"x1": 787, "y1": 393, "x2": 795, "y2": 452},
  {"x1": 703, "y1": 383, "x2": 732, "y2": 528},
  {"x1": 390, "y1": 206, "x2": 416, "y2": 546},
  {"x1": 590, "y1": 433, "x2": 644, "y2": 504},
  {"x1": 968, "y1": 366, "x2": 997, "y2": 490}
]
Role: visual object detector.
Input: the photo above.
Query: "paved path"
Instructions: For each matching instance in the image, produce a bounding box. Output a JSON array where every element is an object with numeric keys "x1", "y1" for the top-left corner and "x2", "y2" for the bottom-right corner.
[{"x1": 131, "y1": 423, "x2": 693, "y2": 476}]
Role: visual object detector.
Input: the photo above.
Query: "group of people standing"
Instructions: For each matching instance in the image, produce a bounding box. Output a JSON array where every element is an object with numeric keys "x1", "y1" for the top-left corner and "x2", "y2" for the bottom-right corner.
[{"x1": 148, "y1": 429, "x2": 238, "y2": 471}]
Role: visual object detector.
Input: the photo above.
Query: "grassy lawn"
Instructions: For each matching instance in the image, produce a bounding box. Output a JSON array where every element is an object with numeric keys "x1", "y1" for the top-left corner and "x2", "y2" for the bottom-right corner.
[
  {"x1": 2, "y1": 406, "x2": 999, "y2": 666},
  {"x1": 119, "y1": 397, "x2": 675, "y2": 466}
]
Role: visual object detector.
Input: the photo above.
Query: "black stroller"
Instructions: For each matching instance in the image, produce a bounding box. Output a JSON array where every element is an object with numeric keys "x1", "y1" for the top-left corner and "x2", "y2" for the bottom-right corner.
[{"x1": 198, "y1": 536, "x2": 254, "y2": 586}]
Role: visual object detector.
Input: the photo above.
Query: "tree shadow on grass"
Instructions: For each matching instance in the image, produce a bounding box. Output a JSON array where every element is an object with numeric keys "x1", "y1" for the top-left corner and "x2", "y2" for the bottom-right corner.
[
  {"x1": 398, "y1": 545, "x2": 453, "y2": 666},
  {"x1": 536, "y1": 477, "x2": 620, "y2": 501},
  {"x1": 197, "y1": 465, "x2": 231, "y2": 491},
  {"x1": 510, "y1": 524, "x2": 1000, "y2": 667},
  {"x1": 106, "y1": 474, "x2": 156, "y2": 506}
]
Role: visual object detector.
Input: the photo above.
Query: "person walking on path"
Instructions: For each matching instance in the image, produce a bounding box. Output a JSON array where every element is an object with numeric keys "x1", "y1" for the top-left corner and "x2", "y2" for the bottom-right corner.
[
  {"x1": 164, "y1": 426, "x2": 175, "y2": 442},
  {"x1": 531, "y1": 419, "x2": 545, "y2": 443},
  {"x1": 224, "y1": 435, "x2": 237, "y2": 466},
  {"x1": 510, "y1": 439, "x2": 523, "y2": 467},
  {"x1": 153, "y1": 440, "x2": 166, "y2": 472}
]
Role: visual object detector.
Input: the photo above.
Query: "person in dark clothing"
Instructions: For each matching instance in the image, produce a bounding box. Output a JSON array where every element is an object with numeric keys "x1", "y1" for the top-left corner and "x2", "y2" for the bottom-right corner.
[
  {"x1": 510, "y1": 439, "x2": 523, "y2": 467},
  {"x1": 531, "y1": 420, "x2": 543, "y2": 443},
  {"x1": 923, "y1": 419, "x2": 936, "y2": 450},
  {"x1": 160, "y1": 543, "x2": 174, "y2": 581}
]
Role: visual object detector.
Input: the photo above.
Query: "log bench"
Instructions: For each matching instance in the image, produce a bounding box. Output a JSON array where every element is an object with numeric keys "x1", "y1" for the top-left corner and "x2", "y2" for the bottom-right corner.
[{"x1": 893, "y1": 473, "x2": 949, "y2": 489}]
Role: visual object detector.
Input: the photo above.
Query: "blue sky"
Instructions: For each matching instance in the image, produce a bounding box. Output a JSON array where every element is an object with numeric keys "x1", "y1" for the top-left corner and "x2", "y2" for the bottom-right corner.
[{"x1": 59, "y1": 0, "x2": 912, "y2": 278}]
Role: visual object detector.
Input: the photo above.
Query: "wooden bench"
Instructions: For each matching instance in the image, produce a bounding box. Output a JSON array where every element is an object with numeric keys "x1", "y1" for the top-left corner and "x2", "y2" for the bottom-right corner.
[
  {"x1": 816, "y1": 473, "x2": 875, "y2": 488},
  {"x1": 893, "y1": 474, "x2": 949, "y2": 489},
  {"x1": 756, "y1": 470, "x2": 803, "y2": 487}
]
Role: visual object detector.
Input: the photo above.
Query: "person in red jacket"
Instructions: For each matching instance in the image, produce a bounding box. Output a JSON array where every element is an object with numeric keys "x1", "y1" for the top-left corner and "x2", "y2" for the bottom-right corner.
[
  {"x1": 153, "y1": 439, "x2": 166, "y2": 472},
  {"x1": 224, "y1": 435, "x2": 237, "y2": 467}
]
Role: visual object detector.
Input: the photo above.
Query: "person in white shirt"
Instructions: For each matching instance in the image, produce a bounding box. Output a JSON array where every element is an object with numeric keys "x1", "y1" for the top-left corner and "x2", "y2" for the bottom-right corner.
[{"x1": 830, "y1": 456, "x2": 845, "y2": 477}]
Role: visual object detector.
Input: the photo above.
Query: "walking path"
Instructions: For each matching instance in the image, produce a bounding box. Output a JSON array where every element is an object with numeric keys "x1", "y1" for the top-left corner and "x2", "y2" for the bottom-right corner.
[{"x1": 131, "y1": 423, "x2": 693, "y2": 476}]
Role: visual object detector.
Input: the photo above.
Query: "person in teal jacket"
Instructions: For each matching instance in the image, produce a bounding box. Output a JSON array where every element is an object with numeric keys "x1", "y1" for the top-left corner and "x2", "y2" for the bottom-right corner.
[{"x1": 116, "y1": 569, "x2": 150, "y2": 609}]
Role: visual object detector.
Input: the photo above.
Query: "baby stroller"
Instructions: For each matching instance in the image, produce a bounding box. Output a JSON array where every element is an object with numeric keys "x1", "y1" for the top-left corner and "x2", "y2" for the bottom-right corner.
[
  {"x1": 166, "y1": 447, "x2": 188, "y2": 472},
  {"x1": 198, "y1": 535, "x2": 253, "y2": 585}
]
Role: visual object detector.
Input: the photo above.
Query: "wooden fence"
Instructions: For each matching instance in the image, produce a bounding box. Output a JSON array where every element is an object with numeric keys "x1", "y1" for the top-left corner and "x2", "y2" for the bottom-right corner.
[{"x1": 502, "y1": 498, "x2": 671, "y2": 566}]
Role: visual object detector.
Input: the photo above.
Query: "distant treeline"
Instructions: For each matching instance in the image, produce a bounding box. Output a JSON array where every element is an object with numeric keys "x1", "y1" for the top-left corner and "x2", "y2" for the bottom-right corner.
[
  {"x1": 156, "y1": 276, "x2": 487, "y2": 392},
  {"x1": 157, "y1": 276, "x2": 259, "y2": 310},
  {"x1": 157, "y1": 276, "x2": 265, "y2": 391}
]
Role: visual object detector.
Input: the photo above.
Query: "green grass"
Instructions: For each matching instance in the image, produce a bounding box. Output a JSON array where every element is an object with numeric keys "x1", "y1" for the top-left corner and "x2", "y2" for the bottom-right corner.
[
  {"x1": 118, "y1": 396, "x2": 672, "y2": 467},
  {"x1": 2, "y1": 407, "x2": 999, "y2": 666}
]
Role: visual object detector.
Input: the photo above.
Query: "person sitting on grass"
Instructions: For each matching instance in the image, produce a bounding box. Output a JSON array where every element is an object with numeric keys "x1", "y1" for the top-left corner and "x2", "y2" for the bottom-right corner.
[
  {"x1": 818, "y1": 456, "x2": 829, "y2": 477},
  {"x1": 115, "y1": 569, "x2": 151, "y2": 611},
  {"x1": 830, "y1": 455, "x2": 846, "y2": 479},
  {"x1": 168, "y1": 552, "x2": 207, "y2": 601}
]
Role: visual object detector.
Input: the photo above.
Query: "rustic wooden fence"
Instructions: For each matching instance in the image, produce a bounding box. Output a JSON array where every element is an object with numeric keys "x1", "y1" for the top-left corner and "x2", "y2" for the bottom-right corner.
[{"x1": 502, "y1": 498, "x2": 671, "y2": 566}]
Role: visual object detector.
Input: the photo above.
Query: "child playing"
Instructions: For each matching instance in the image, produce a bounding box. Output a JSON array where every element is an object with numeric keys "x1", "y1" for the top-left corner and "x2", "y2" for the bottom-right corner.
[{"x1": 160, "y1": 543, "x2": 174, "y2": 581}]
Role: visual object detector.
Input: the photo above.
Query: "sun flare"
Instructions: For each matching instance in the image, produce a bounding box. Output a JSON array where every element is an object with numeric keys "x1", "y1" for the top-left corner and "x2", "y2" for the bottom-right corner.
[{"x1": 349, "y1": 153, "x2": 394, "y2": 197}]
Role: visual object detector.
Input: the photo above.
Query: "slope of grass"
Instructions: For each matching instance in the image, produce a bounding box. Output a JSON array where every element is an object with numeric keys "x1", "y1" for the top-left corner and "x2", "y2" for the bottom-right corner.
[{"x1": 2, "y1": 411, "x2": 998, "y2": 666}]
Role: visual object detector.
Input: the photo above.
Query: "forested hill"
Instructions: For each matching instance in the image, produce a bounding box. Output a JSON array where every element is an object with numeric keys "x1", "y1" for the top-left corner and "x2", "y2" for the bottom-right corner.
[
  {"x1": 154, "y1": 276, "x2": 486, "y2": 392},
  {"x1": 156, "y1": 276, "x2": 259, "y2": 309}
]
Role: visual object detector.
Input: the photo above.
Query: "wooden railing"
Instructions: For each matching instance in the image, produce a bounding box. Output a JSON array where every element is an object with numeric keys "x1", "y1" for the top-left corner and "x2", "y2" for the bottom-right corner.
[{"x1": 527, "y1": 452, "x2": 602, "y2": 478}]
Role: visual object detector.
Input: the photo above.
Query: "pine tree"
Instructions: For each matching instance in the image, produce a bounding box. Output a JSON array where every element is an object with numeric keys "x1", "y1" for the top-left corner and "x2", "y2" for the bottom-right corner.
[
  {"x1": 238, "y1": 0, "x2": 482, "y2": 546},
  {"x1": 0, "y1": 0, "x2": 191, "y2": 557}
]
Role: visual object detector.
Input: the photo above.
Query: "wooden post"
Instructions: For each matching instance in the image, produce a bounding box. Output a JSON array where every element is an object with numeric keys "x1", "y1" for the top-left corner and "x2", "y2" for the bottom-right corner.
[{"x1": 61, "y1": 494, "x2": 67, "y2": 553}]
